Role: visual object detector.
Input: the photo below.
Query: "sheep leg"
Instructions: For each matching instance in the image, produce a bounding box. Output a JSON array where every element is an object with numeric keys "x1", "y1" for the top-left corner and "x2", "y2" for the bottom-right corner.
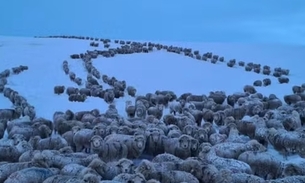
[{"x1": 75, "y1": 144, "x2": 83, "y2": 152}]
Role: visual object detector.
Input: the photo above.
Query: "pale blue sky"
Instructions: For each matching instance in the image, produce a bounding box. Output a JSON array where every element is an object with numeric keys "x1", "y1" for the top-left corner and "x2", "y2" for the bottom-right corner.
[{"x1": 0, "y1": 0, "x2": 304, "y2": 44}]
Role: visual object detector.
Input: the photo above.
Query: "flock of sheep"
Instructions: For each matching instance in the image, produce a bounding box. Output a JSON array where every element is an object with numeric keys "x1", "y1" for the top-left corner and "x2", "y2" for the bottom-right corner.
[{"x1": 0, "y1": 35, "x2": 304, "y2": 182}]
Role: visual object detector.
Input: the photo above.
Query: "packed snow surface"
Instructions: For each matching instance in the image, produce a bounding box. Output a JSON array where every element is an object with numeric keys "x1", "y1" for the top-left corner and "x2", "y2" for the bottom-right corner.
[{"x1": 0, "y1": 36, "x2": 305, "y2": 163}]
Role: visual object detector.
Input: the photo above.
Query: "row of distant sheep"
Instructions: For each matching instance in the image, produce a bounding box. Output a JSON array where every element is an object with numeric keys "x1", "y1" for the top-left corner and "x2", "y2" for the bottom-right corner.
[
  {"x1": 2, "y1": 86, "x2": 305, "y2": 182},
  {"x1": 0, "y1": 67, "x2": 36, "y2": 137},
  {"x1": 41, "y1": 35, "x2": 291, "y2": 80}
]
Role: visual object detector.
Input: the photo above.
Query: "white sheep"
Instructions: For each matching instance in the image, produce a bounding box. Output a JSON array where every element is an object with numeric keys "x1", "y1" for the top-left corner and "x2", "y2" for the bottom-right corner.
[
  {"x1": 90, "y1": 135, "x2": 128, "y2": 162},
  {"x1": 163, "y1": 134, "x2": 192, "y2": 159},
  {"x1": 105, "y1": 133, "x2": 146, "y2": 159},
  {"x1": 238, "y1": 151, "x2": 283, "y2": 179},
  {"x1": 29, "y1": 135, "x2": 68, "y2": 150},
  {"x1": 199, "y1": 143, "x2": 252, "y2": 174},
  {"x1": 4, "y1": 167, "x2": 57, "y2": 183}
]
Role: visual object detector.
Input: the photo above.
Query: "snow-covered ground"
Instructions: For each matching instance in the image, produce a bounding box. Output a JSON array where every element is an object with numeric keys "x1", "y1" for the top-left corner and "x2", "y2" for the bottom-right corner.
[{"x1": 0, "y1": 36, "x2": 305, "y2": 164}]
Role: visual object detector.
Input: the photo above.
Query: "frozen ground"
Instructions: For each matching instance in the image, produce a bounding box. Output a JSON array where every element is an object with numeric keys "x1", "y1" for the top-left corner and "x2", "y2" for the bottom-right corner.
[{"x1": 0, "y1": 36, "x2": 305, "y2": 164}]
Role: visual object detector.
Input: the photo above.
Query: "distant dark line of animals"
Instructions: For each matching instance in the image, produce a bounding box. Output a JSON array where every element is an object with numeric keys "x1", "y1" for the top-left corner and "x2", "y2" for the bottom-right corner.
[{"x1": 0, "y1": 35, "x2": 303, "y2": 183}]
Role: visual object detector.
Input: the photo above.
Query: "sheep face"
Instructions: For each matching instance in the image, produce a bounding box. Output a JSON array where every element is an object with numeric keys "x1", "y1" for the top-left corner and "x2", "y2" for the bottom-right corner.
[
  {"x1": 178, "y1": 135, "x2": 191, "y2": 149},
  {"x1": 90, "y1": 135, "x2": 103, "y2": 148},
  {"x1": 116, "y1": 159, "x2": 135, "y2": 173},
  {"x1": 134, "y1": 135, "x2": 146, "y2": 149}
]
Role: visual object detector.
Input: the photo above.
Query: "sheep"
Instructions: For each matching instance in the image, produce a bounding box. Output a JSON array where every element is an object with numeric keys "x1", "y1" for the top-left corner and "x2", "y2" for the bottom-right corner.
[
  {"x1": 282, "y1": 159, "x2": 305, "y2": 177},
  {"x1": 163, "y1": 134, "x2": 193, "y2": 159},
  {"x1": 243, "y1": 85, "x2": 256, "y2": 94},
  {"x1": 253, "y1": 80, "x2": 262, "y2": 87},
  {"x1": 0, "y1": 69, "x2": 10, "y2": 78},
  {"x1": 0, "y1": 159, "x2": 48, "y2": 182},
  {"x1": 33, "y1": 150, "x2": 98, "y2": 169},
  {"x1": 209, "y1": 133, "x2": 227, "y2": 145},
  {"x1": 60, "y1": 159, "x2": 104, "y2": 177},
  {"x1": 145, "y1": 128, "x2": 166, "y2": 156},
  {"x1": 69, "y1": 72, "x2": 76, "y2": 80},
  {"x1": 199, "y1": 143, "x2": 252, "y2": 174},
  {"x1": 73, "y1": 127, "x2": 95, "y2": 152},
  {"x1": 284, "y1": 94, "x2": 302, "y2": 105},
  {"x1": 29, "y1": 135, "x2": 68, "y2": 150},
  {"x1": 147, "y1": 104, "x2": 164, "y2": 120},
  {"x1": 208, "y1": 91, "x2": 226, "y2": 104},
  {"x1": 0, "y1": 108, "x2": 22, "y2": 120},
  {"x1": 53, "y1": 85, "x2": 65, "y2": 95},
  {"x1": 68, "y1": 93, "x2": 86, "y2": 102},
  {"x1": 278, "y1": 76, "x2": 289, "y2": 84},
  {"x1": 73, "y1": 77, "x2": 82, "y2": 85},
  {"x1": 103, "y1": 89, "x2": 115, "y2": 103},
  {"x1": 238, "y1": 151, "x2": 283, "y2": 179},
  {"x1": 66, "y1": 87, "x2": 79, "y2": 95},
  {"x1": 90, "y1": 135, "x2": 128, "y2": 162},
  {"x1": 54, "y1": 119, "x2": 88, "y2": 135},
  {"x1": 8, "y1": 123, "x2": 52, "y2": 141},
  {"x1": 4, "y1": 167, "x2": 57, "y2": 183},
  {"x1": 213, "y1": 139, "x2": 266, "y2": 159},
  {"x1": 263, "y1": 78, "x2": 271, "y2": 86},
  {"x1": 266, "y1": 176, "x2": 305, "y2": 183},
  {"x1": 127, "y1": 86, "x2": 137, "y2": 97},
  {"x1": 186, "y1": 94, "x2": 206, "y2": 102},
  {"x1": 0, "y1": 140, "x2": 33, "y2": 162},
  {"x1": 105, "y1": 133, "x2": 146, "y2": 159},
  {"x1": 112, "y1": 173, "x2": 147, "y2": 183},
  {"x1": 43, "y1": 175, "x2": 79, "y2": 183},
  {"x1": 125, "y1": 100, "x2": 136, "y2": 118},
  {"x1": 135, "y1": 100, "x2": 147, "y2": 119},
  {"x1": 292, "y1": 85, "x2": 305, "y2": 94},
  {"x1": 202, "y1": 108, "x2": 214, "y2": 123}
]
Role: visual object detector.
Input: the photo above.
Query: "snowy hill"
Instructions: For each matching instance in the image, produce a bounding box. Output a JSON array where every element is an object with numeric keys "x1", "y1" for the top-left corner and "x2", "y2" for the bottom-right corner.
[{"x1": 0, "y1": 36, "x2": 304, "y2": 120}]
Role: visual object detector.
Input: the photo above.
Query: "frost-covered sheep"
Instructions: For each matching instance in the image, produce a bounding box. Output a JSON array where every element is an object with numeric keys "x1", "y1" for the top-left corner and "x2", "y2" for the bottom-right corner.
[
  {"x1": 253, "y1": 80, "x2": 262, "y2": 87},
  {"x1": 4, "y1": 167, "x2": 57, "y2": 183},
  {"x1": 147, "y1": 104, "x2": 164, "y2": 120},
  {"x1": 243, "y1": 85, "x2": 256, "y2": 94},
  {"x1": 135, "y1": 100, "x2": 147, "y2": 119},
  {"x1": 112, "y1": 173, "x2": 147, "y2": 183},
  {"x1": 66, "y1": 87, "x2": 79, "y2": 96},
  {"x1": 90, "y1": 135, "x2": 128, "y2": 162},
  {"x1": 152, "y1": 153, "x2": 183, "y2": 164},
  {"x1": 284, "y1": 94, "x2": 302, "y2": 105},
  {"x1": 0, "y1": 69, "x2": 10, "y2": 78},
  {"x1": 29, "y1": 135, "x2": 68, "y2": 150},
  {"x1": 0, "y1": 160, "x2": 46, "y2": 182},
  {"x1": 103, "y1": 89, "x2": 115, "y2": 103},
  {"x1": 69, "y1": 72, "x2": 76, "y2": 80},
  {"x1": 202, "y1": 109, "x2": 214, "y2": 123},
  {"x1": 0, "y1": 108, "x2": 22, "y2": 120},
  {"x1": 213, "y1": 139, "x2": 266, "y2": 159},
  {"x1": 278, "y1": 76, "x2": 289, "y2": 84},
  {"x1": 169, "y1": 100, "x2": 182, "y2": 115},
  {"x1": 53, "y1": 85, "x2": 65, "y2": 95},
  {"x1": 144, "y1": 128, "x2": 166, "y2": 156},
  {"x1": 186, "y1": 94, "x2": 206, "y2": 102},
  {"x1": 238, "y1": 151, "x2": 283, "y2": 179},
  {"x1": 127, "y1": 86, "x2": 137, "y2": 97},
  {"x1": 68, "y1": 94, "x2": 86, "y2": 102},
  {"x1": 23, "y1": 105, "x2": 36, "y2": 120},
  {"x1": 292, "y1": 85, "x2": 304, "y2": 94},
  {"x1": 8, "y1": 123, "x2": 51, "y2": 141},
  {"x1": 208, "y1": 91, "x2": 226, "y2": 104},
  {"x1": 262, "y1": 78, "x2": 271, "y2": 86},
  {"x1": 125, "y1": 100, "x2": 136, "y2": 118},
  {"x1": 199, "y1": 143, "x2": 251, "y2": 174},
  {"x1": 79, "y1": 88, "x2": 91, "y2": 96},
  {"x1": 33, "y1": 150, "x2": 98, "y2": 169},
  {"x1": 73, "y1": 77, "x2": 82, "y2": 85},
  {"x1": 163, "y1": 134, "x2": 192, "y2": 159},
  {"x1": 105, "y1": 133, "x2": 146, "y2": 159},
  {"x1": 0, "y1": 140, "x2": 33, "y2": 162},
  {"x1": 73, "y1": 128, "x2": 95, "y2": 152}
]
